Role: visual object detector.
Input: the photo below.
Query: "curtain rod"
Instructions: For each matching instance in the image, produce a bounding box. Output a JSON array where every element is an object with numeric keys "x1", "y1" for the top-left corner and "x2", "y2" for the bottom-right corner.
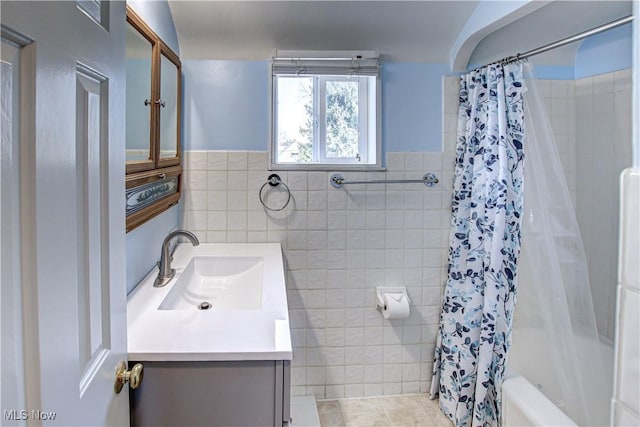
[{"x1": 483, "y1": 14, "x2": 633, "y2": 68}]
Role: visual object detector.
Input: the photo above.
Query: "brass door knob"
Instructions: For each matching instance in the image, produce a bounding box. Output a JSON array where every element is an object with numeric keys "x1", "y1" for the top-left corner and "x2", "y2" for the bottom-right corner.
[{"x1": 114, "y1": 361, "x2": 144, "y2": 394}]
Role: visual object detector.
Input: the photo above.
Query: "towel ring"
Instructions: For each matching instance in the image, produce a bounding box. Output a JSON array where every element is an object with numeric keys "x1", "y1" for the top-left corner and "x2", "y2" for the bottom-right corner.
[{"x1": 259, "y1": 174, "x2": 291, "y2": 211}]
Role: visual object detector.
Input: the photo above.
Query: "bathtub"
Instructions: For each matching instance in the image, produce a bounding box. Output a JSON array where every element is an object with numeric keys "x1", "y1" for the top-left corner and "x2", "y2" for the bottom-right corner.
[
  {"x1": 502, "y1": 376, "x2": 577, "y2": 426},
  {"x1": 502, "y1": 329, "x2": 614, "y2": 426}
]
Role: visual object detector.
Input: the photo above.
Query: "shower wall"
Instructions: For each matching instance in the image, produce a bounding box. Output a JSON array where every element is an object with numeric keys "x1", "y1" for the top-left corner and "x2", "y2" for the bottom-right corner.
[
  {"x1": 575, "y1": 70, "x2": 633, "y2": 342},
  {"x1": 534, "y1": 70, "x2": 632, "y2": 343},
  {"x1": 535, "y1": 79, "x2": 577, "y2": 204}
]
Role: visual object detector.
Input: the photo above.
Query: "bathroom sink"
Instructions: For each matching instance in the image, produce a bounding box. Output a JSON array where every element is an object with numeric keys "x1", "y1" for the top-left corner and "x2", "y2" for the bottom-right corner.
[
  {"x1": 158, "y1": 256, "x2": 264, "y2": 311},
  {"x1": 127, "y1": 243, "x2": 291, "y2": 361}
]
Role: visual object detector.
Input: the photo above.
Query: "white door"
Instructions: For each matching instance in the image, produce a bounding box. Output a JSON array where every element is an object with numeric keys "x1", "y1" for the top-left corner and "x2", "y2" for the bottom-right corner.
[{"x1": 1, "y1": 1, "x2": 128, "y2": 425}]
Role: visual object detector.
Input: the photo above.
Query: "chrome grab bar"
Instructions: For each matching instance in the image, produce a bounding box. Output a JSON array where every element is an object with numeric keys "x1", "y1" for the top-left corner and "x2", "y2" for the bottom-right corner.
[{"x1": 330, "y1": 172, "x2": 439, "y2": 188}]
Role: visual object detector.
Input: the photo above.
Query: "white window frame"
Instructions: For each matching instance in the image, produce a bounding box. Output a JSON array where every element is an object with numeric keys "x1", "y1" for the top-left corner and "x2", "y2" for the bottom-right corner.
[{"x1": 269, "y1": 50, "x2": 383, "y2": 171}]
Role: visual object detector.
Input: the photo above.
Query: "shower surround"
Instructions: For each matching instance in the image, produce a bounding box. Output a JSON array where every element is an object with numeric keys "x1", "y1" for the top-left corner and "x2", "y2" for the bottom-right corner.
[
  {"x1": 574, "y1": 69, "x2": 633, "y2": 342},
  {"x1": 533, "y1": 69, "x2": 632, "y2": 342},
  {"x1": 485, "y1": 69, "x2": 631, "y2": 344}
]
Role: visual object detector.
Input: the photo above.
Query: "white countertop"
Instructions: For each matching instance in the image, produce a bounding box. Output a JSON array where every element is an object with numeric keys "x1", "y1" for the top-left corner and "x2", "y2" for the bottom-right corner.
[{"x1": 127, "y1": 243, "x2": 292, "y2": 362}]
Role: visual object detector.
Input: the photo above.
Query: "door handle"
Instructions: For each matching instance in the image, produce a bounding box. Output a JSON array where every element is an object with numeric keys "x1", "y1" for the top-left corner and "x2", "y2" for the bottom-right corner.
[{"x1": 114, "y1": 361, "x2": 144, "y2": 394}]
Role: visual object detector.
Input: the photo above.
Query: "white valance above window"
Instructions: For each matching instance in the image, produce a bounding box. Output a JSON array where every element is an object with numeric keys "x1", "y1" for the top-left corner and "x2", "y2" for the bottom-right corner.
[{"x1": 271, "y1": 50, "x2": 380, "y2": 76}]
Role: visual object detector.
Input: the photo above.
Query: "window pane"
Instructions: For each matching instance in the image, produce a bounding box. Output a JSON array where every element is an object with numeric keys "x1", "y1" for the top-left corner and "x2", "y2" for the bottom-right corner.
[
  {"x1": 325, "y1": 80, "x2": 359, "y2": 158},
  {"x1": 276, "y1": 77, "x2": 313, "y2": 163}
]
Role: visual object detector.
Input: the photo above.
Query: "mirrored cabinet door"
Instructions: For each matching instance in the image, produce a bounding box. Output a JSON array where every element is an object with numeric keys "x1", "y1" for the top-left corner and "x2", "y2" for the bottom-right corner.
[
  {"x1": 125, "y1": 6, "x2": 182, "y2": 232},
  {"x1": 125, "y1": 18, "x2": 155, "y2": 173},
  {"x1": 157, "y1": 47, "x2": 180, "y2": 167}
]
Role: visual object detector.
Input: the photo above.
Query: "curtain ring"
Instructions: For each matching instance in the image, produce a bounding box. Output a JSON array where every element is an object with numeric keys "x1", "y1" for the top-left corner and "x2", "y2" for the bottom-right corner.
[{"x1": 259, "y1": 174, "x2": 291, "y2": 211}]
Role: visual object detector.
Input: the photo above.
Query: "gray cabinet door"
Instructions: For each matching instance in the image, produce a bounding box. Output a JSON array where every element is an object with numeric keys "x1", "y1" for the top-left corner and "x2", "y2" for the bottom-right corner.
[{"x1": 130, "y1": 360, "x2": 288, "y2": 427}]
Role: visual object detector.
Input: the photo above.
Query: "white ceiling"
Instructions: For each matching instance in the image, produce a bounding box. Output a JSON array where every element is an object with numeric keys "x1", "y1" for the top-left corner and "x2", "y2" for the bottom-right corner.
[
  {"x1": 168, "y1": 0, "x2": 479, "y2": 62},
  {"x1": 168, "y1": 0, "x2": 633, "y2": 65}
]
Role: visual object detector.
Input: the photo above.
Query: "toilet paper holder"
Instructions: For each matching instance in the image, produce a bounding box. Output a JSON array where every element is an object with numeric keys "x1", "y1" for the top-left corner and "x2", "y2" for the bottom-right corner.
[{"x1": 375, "y1": 287, "x2": 410, "y2": 310}]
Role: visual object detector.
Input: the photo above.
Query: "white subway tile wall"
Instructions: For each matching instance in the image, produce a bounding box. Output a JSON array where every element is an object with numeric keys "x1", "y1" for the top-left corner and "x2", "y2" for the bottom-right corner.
[
  {"x1": 534, "y1": 80, "x2": 577, "y2": 204},
  {"x1": 574, "y1": 69, "x2": 633, "y2": 342},
  {"x1": 534, "y1": 71, "x2": 632, "y2": 343},
  {"x1": 181, "y1": 148, "x2": 454, "y2": 399}
]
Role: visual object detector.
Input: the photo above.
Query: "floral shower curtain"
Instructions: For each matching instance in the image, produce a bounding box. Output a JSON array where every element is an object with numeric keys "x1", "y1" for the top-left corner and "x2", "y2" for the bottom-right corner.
[{"x1": 430, "y1": 63, "x2": 526, "y2": 427}]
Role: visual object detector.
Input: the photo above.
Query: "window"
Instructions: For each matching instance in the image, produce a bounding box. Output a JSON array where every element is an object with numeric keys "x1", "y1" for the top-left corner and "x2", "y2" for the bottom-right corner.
[{"x1": 270, "y1": 51, "x2": 381, "y2": 170}]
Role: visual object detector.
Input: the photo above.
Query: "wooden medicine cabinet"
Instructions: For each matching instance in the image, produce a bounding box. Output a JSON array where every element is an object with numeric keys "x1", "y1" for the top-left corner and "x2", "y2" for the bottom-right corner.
[{"x1": 125, "y1": 6, "x2": 182, "y2": 232}]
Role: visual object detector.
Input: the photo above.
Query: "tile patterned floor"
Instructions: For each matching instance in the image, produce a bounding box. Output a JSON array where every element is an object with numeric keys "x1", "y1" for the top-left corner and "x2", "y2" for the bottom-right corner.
[{"x1": 317, "y1": 394, "x2": 453, "y2": 427}]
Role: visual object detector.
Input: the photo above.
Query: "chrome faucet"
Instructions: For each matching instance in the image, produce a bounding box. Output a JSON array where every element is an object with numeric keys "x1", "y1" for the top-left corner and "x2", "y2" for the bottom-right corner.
[{"x1": 154, "y1": 230, "x2": 200, "y2": 287}]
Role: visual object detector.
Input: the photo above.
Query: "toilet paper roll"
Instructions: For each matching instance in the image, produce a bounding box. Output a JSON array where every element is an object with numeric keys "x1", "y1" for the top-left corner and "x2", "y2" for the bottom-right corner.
[{"x1": 381, "y1": 293, "x2": 410, "y2": 319}]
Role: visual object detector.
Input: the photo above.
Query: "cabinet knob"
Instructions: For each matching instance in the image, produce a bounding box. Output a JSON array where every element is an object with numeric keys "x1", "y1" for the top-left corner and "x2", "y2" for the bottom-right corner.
[
  {"x1": 158, "y1": 173, "x2": 166, "y2": 179},
  {"x1": 114, "y1": 361, "x2": 144, "y2": 394},
  {"x1": 144, "y1": 99, "x2": 151, "y2": 106},
  {"x1": 155, "y1": 99, "x2": 166, "y2": 108}
]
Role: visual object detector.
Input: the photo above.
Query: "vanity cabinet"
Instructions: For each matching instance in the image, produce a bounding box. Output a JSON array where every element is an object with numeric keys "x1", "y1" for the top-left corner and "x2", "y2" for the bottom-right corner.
[
  {"x1": 129, "y1": 360, "x2": 291, "y2": 427},
  {"x1": 125, "y1": 6, "x2": 182, "y2": 232},
  {"x1": 127, "y1": 243, "x2": 293, "y2": 426}
]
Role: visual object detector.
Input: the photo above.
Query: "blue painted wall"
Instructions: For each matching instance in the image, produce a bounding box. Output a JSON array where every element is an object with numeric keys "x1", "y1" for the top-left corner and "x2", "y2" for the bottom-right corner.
[
  {"x1": 125, "y1": 0, "x2": 180, "y2": 294},
  {"x1": 575, "y1": 22, "x2": 632, "y2": 79},
  {"x1": 125, "y1": 206, "x2": 179, "y2": 294},
  {"x1": 526, "y1": 22, "x2": 632, "y2": 80},
  {"x1": 181, "y1": 23, "x2": 633, "y2": 155},
  {"x1": 382, "y1": 63, "x2": 448, "y2": 152},
  {"x1": 184, "y1": 61, "x2": 269, "y2": 151},
  {"x1": 183, "y1": 61, "x2": 446, "y2": 154}
]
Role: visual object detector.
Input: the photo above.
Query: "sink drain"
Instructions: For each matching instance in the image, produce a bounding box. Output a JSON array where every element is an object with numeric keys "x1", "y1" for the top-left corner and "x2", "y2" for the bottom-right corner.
[{"x1": 198, "y1": 301, "x2": 213, "y2": 310}]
